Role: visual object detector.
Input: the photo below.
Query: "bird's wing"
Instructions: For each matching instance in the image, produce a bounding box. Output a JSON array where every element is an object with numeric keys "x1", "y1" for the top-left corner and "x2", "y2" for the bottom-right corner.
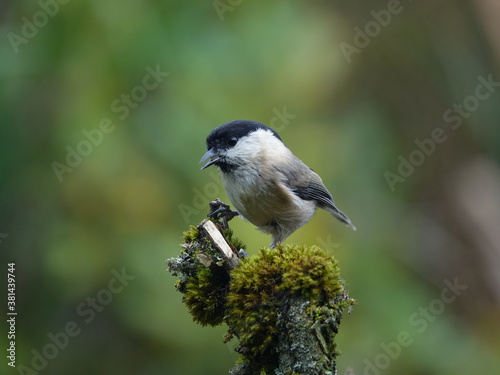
[
  {"x1": 288, "y1": 172, "x2": 337, "y2": 210},
  {"x1": 274, "y1": 154, "x2": 335, "y2": 208},
  {"x1": 282, "y1": 161, "x2": 356, "y2": 230}
]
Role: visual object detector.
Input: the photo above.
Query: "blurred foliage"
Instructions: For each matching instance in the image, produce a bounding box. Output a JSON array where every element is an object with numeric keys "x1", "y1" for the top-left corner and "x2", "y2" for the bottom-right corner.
[{"x1": 1, "y1": 0, "x2": 500, "y2": 374}]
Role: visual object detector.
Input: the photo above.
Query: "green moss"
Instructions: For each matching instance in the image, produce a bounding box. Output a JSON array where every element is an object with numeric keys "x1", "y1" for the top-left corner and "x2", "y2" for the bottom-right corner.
[
  {"x1": 184, "y1": 265, "x2": 229, "y2": 326},
  {"x1": 182, "y1": 225, "x2": 200, "y2": 242},
  {"x1": 167, "y1": 222, "x2": 246, "y2": 327},
  {"x1": 225, "y1": 244, "x2": 352, "y2": 370}
]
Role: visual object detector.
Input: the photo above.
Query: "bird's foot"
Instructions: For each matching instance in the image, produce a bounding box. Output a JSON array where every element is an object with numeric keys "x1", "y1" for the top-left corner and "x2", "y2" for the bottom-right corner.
[{"x1": 208, "y1": 199, "x2": 239, "y2": 229}]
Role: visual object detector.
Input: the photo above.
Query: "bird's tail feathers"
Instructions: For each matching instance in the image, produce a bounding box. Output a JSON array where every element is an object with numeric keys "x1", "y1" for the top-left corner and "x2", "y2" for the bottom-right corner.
[{"x1": 326, "y1": 206, "x2": 356, "y2": 231}]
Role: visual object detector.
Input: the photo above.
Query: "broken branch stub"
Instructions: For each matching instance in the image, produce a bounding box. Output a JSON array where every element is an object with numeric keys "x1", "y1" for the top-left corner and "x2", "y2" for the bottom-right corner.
[{"x1": 200, "y1": 219, "x2": 239, "y2": 270}]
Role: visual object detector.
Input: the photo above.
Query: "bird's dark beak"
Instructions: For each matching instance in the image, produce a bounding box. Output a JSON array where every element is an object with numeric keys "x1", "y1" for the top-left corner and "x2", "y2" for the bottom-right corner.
[{"x1": 200, "y1": 148, "x2": 221, "y2": 170}]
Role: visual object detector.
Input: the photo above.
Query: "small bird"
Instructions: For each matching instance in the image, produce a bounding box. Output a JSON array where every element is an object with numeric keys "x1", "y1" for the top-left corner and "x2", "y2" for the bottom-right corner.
[{"x1": 200, "y1": 120, "x2": 356, "y2": 248}]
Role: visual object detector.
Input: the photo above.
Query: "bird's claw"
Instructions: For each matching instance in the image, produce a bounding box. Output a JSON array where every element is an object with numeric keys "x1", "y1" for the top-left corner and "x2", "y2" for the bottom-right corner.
[{"x1": 208, "y1": 199, "x2": 239, "y2": 229}]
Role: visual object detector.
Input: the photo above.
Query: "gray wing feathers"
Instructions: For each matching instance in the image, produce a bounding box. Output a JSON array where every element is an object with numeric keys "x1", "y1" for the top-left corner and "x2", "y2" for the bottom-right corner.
[{"x1": 285, "y1": 166, "x2": 356, "y2": 231}]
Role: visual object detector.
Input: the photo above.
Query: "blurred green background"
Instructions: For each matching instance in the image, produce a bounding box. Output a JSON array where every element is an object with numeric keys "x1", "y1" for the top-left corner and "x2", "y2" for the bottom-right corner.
[{"x1": 1, "y1": 0, "x2": 500, "y2": 374}]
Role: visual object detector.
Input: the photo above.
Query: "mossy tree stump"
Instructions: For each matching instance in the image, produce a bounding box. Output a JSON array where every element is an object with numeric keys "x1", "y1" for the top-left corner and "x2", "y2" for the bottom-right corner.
[{"x1": 167, "y1": 200, "x2": 354, "y2": 375}]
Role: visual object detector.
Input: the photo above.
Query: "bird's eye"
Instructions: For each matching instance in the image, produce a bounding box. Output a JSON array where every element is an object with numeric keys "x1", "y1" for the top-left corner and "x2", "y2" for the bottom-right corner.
[{"x1": 228, "y1": 137, "x2": 238, "y2": 147}]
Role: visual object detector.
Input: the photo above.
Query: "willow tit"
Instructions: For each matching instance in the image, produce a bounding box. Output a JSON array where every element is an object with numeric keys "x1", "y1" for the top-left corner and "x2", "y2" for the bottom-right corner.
[{"x1": 200, "y1": 120, "x2": 356, "y2": 248}]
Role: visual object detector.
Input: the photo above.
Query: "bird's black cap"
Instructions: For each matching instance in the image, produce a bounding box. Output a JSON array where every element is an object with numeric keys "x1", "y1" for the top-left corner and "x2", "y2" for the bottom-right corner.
[{"x1": 205, "y1": 120, "x2": 282, "y2": 151}]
